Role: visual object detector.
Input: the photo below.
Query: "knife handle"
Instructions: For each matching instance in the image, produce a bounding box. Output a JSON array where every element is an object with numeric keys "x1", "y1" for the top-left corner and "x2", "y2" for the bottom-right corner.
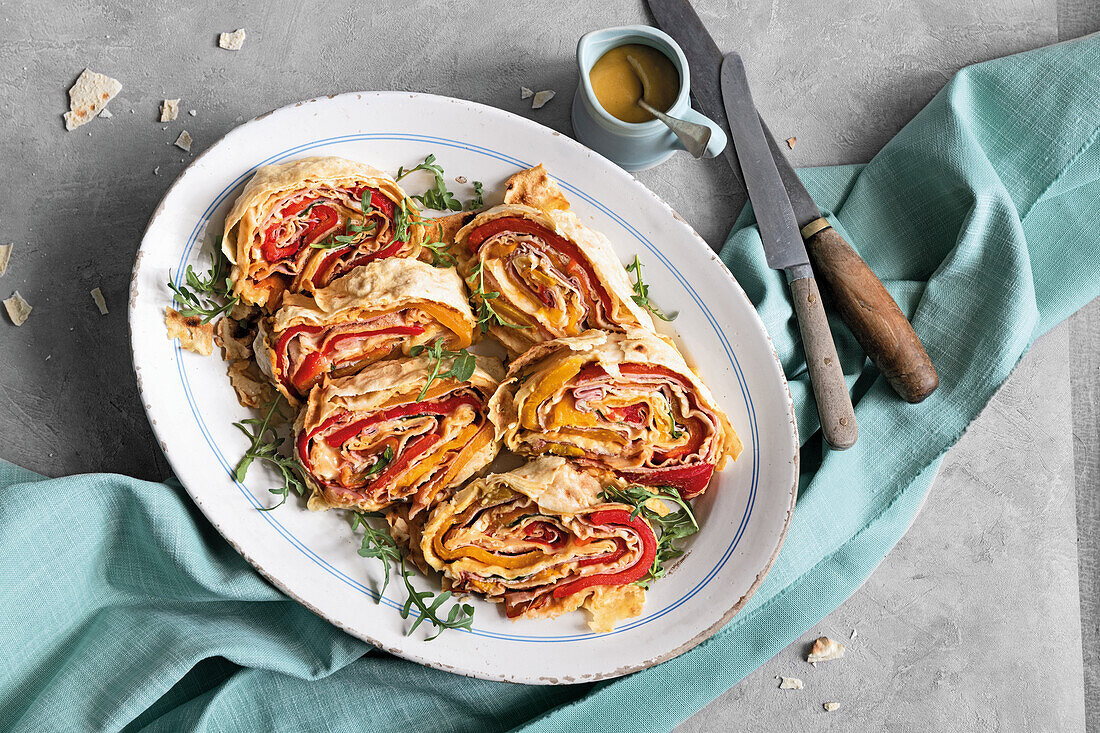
[
  {"x1": 801, "y1": 220, "x2": 939, "y2": 404},
  {"x1": 789, "y1": 276, "x2": 858, "y2": 450}
]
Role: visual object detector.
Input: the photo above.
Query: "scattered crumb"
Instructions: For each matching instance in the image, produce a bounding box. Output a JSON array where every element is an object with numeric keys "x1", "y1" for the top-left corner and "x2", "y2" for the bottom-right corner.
[
  {"x1": 531, "y1": 90, "x2": 555, "y2": 109},
  {"x1": 778, "y1": 677, "x2": 804, "y2": 690},
  {"x1": 786, "y1": 136, "x2": 797, "y2": 148},
  {"x1": 0, "y1": 243, "x2": 11, "y2": 276},
  {"x1": 90, "y1": 287, "x2": 108, "y2": 315},
  {"x1": 851, "y1": 628, "x2": 858, "y2": 640},
  {"x1": 455, "y1": 175, "x2": 468, "y2": 184},
  {"x1": 823, "y1": 702, "x2": 840, "y2": 712},
  {"x1": 154, "y1": 166, "x2": 160, "y2": 175},
  {"x1": 165, "y1": 306, "x2": 213, "y2": 355},
  {"x1": 175, "y1": 130, "x2": 193, "y2": 152},
  {"x1": 807, "y1": 636, "x2": 846, "y2": 664},
  {"x1": 63, "y1": 68, "x2": 122, "y2": 130},
  {"x1": 218, "y1": 28, "x2": 246, "y2": 51},
  {"x1": 99, "y1": 109, "x2": 113, "y2": 119},
  {"x1": 4, "y1": 291, "x2": 32, "y2": 326},
  {"x1": 520, "y1": 87, "x2": 533, "y2": 99},
  {"x1": 189, "y1": 109, "x2": 197, "y2": 116},
  {"x1": 160, "y1": 98, "x2": 180, "y2": 122}
]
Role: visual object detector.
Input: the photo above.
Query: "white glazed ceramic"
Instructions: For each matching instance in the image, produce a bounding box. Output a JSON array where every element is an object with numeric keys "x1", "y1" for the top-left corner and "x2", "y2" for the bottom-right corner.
[
  {"x1": 572, "y1": 25, "x2": 726, "y2": 171},
  {"x1": 129, "y1": 92, "x2": 797, "y2": 685}
]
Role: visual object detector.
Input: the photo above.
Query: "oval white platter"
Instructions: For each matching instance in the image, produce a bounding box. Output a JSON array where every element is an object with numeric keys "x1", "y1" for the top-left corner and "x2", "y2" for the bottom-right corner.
[{"x1": 128, "y1": 92, "x2": 798, "y2": 685}]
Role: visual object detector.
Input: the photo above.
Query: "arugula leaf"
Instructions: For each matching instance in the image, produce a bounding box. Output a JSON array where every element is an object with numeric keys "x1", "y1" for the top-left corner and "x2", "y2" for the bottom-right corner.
[
  {"x1": 393, "y1": 199, "x2": 413, "y2": 243},
  {"x1": 599, "y1": 484, "x2": 699, "y2": 587},
  {"x1": 468, "y1": 261, "x2": 527, "y2": 332},
  {"x1": 350, "y1": 512, "x2": 402, "y2": 595},
  {"x1": 667, "y1": 404, "x2": 684, "y2": 439},
  {"x1": 468, "y1": 180, "x2": 484, "y2": 210},
  {"x1": 349, "y1": 511, "x2": 475, "y2": 638},
  {"x1": 420, "y1": 239, "x2": 456, "y2": 268},
  {"x1": 396, "y1": 154, "x2": 462, "y2": 212},
  {"x1": 625, "y1": 255, "x2": 677, "y2": 322},
  {"x1": 168, "y1": 238, "x2": 240, "y2": 324},
  {"x1": 232, "y1": 396, "x2": 307, "y2": 511},
  {"x1": 409, "y1": 338, "x2": 477, "y2": 400},
  {"x1": 363, "y1": 446, "x2": 394, "y2": 477}
]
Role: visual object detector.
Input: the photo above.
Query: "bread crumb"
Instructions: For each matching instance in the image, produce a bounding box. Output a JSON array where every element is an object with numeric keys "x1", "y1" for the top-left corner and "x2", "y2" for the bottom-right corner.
[
  {"x1": 778, "y1": 676, "x2": 803, "y2": 690},
  {"x1": 520, "y1": 87, "x2": 533, "y2": 99},
  {"x1": 90, "y1": 287, "x2": 108, "y2": 315},
  {"x1": 63, "y1": 68, "x2": 122, "y2": 130},
  {"x1": 160, "y1": 98, "x2": 180, "y2": 122},
  {"x1": 165, "y1": 306, "x2": 213, "y2": 355},
  {"x1": 532, "y1": 90, "x2": 555, "y2": 109},
  {"x1": 4, "y1": 291, "x2": 31, "y2": 325},
  {"x1": 175, "y1": 130, "x2": 193, "y2": 152},
  {"x1": 807, "y1": 636, "x2": 846, "y2": 663},
  {"x1": 455, "y1": 175, "x2": 467, "y2": 184},
  {"x1": 786, "y1": 136, "x2": 797, "y2": 148},
  {"x1": 823, "y1": 702, "x2": 840, "y2": 712},
  {"x1": 850, "y1": 628, "x2": 858, "y2": 639},
  {"x1": 154, "y1": 166, "x2": 160, "y2": 175},
  {"x1": 189, "y1": 109, "x2": 197, "y2": 116},
  {"x1": 0, "y1": 243, "x2": 11, "y2": 276},
  {"x1": 219, "y1": 28, "x2": 246, "y2": 51},
  {"x1": 99, "y1": 109, "x2": 113, "y2": 119}
]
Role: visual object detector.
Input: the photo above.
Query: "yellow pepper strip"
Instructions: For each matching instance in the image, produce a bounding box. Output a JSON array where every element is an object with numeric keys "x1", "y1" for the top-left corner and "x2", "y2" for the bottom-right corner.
[
  {"x1": 520, "y1": 355, "x2": 587, "y2": 430},
  {"x1": 418, "y1": 302, "x2": 474, "y2": 349}
]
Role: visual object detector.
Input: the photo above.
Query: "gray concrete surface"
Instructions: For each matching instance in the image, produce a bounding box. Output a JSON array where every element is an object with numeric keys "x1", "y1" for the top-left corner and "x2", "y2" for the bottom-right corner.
[{"x1": 0, "y1": 0, "x2": 1096, "y2": 730}]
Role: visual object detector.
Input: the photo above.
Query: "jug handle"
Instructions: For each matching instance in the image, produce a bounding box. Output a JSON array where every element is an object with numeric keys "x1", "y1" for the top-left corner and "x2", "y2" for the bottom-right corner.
[{"x1": 673, "y1": 108, "x2": 727, "y2": 158}]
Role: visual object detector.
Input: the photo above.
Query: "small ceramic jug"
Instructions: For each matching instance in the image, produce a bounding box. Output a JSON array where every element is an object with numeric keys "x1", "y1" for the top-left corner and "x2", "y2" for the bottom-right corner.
[{"x1": 572, "y1": 25, "x2": 726, "y2": 171}]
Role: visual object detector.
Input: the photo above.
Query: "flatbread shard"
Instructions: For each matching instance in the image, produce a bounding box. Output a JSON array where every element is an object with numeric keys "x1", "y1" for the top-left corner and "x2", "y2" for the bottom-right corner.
[
  {"x1": 502, "y1": 164, "x2": 569, "y2": 213},
  {"x1": 218, "y1": 28, "x2": 246, "y2": 51},
  {"x1": 227, "y1": 359, "x2": 273, "y2": 408},
  {"x1": 160, "y1": 99, "x2": 180, "y2": 122},
  {"x1": 165, "y1": 306, "x2": 213, "y2": 355},
  {"x1": 4, "y1": 291, "x2": 31, "y2": 325},
  {"x1": 807, "y1": 636, "x2": 846, "y2": 663},
  {"x1": 421, "y1": 211, "x2": 476, "y2": 245},
  {"x1": 175, "y1": 130, "x2": 193, "y2": 152},
  {"x1": 63, "y1": 69, "x2": 122, "y2": 130},
  {"x1": 0, "y1": 244, "x2": 11, "y2": 276},
  {"x1": 90, "y1": 287, "x2": 108, "y2": 315}
]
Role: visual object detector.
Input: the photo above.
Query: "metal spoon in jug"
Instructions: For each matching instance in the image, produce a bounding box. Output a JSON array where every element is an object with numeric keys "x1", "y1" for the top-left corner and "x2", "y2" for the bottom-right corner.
[{"x1": 627, "y1": 54, "x2": 711, "y2": 158}]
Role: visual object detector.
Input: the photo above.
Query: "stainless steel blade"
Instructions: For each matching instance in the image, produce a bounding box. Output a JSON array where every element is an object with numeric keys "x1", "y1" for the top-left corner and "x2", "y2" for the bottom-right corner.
[
  {"x1": 646, "y1": 0, "x2": 823, "y2": 228},
  {"x1": 720, "y1": 52, "x2": 811, "y2": 276}
]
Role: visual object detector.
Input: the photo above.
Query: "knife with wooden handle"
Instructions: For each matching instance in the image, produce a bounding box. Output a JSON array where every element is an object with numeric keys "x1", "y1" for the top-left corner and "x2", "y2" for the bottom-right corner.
[
  {"x1": 721, "y1": 53, "x2": 857, "y2": 450},
  {"x1": 648, "y1": 0, "x2": 938, "y2": 404}
]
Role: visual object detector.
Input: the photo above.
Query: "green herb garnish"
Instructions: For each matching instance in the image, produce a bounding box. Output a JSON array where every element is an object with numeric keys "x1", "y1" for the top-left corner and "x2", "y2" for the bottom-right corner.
[
  {"x1": 394, "y1": 198, "x2": 413, "y2": 243},
  {"x1": 409, "y1": 338, "x2": 477, "y2": 400},
  {"x1": 233, "y1": 396, "x2": 307, "y2": 511},
  {"x1": 419, "y1": 239, "x2": 456, "y2": 268},
  {"x1": 625, "y1": 255, "x2": 677, "y2": 322},
  {"x1": 468, "y1": 180, "x2": 484, "y2": 210},
  {"x1": 363, "y1": 446, "x2": 395, "y2": 477},
  {"x1": 168, "y1": 239, "x2": 240, "y2": 324},
  {"x1": 396, "y1": 154, "x2": 462, "y2": 212},
  {"x1": 600, "y1": 484, "x2": 699, "y2": 587},
  {"x1": 667, "y1": 404, "x2": 684, "y2": 439},
  {"x1": 349, "y1": 511, "x2": 476, "y2": 639},
  {"x1": 468, "y1": 261, "x2": 527, "y2": 332}
]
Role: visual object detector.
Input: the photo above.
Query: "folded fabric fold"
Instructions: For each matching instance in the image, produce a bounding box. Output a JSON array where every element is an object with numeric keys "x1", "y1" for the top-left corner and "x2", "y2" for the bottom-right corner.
[{"x1": 1, "y1": 34, "x2": 1097, "y2": 733}]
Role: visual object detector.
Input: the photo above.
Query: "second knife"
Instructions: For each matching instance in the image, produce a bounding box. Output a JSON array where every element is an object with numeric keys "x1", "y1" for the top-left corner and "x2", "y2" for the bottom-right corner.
[{"x1": 721, "y1": 52, "x2": 857, "y2": 450}]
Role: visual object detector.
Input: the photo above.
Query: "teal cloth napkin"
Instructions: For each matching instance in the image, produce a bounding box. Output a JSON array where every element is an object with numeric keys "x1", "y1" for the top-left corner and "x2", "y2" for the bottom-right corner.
[{"x1": 3, "y1": 35, "x2": 1099, "y2": 733}]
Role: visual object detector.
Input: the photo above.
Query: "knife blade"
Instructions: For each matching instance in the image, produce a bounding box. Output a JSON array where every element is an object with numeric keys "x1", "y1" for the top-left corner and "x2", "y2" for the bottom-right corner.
[
  {"x1": 648, "y1": 0, "x2": 939, "y2": 405},
  {"x1": 722, "y1": 52, "x2": 857, "y2": 450}
]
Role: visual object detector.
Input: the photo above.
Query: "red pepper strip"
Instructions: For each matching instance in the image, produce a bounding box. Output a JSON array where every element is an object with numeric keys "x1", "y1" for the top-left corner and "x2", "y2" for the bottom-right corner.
[
  {"x1": 523, "y1": 521, "x2": 568, "y2": 550},
  {"x1": 550, "y1": 509, "x2": 656, "y2": 600},
  {"x1": 349, "y1": 188, "x2": 396, "y2": 221},
  {"x1": 280, "y1": 324, "x2": 426, "y2": 395},
  {"x1": 620, "y1": 462, "x2": 716, "y2": 500},
  {"x1": 291, "y1": 352, "x2": 327, "y2": 393},
  {"x1": 320, "y1": 394, "x2": 481, "y2": 449},
  {"x1": 607, "y1": 403, "x2": 647, "y2": 423},
  {"x1": 275, "y1": 324, "x2": 324, "y2": 380},
  {"x1": 465, "y1": 217, "x2": 614, "y2": 318},
  {"x1": 262, "y1": 203, "x2": 338, "y2": 262}
]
